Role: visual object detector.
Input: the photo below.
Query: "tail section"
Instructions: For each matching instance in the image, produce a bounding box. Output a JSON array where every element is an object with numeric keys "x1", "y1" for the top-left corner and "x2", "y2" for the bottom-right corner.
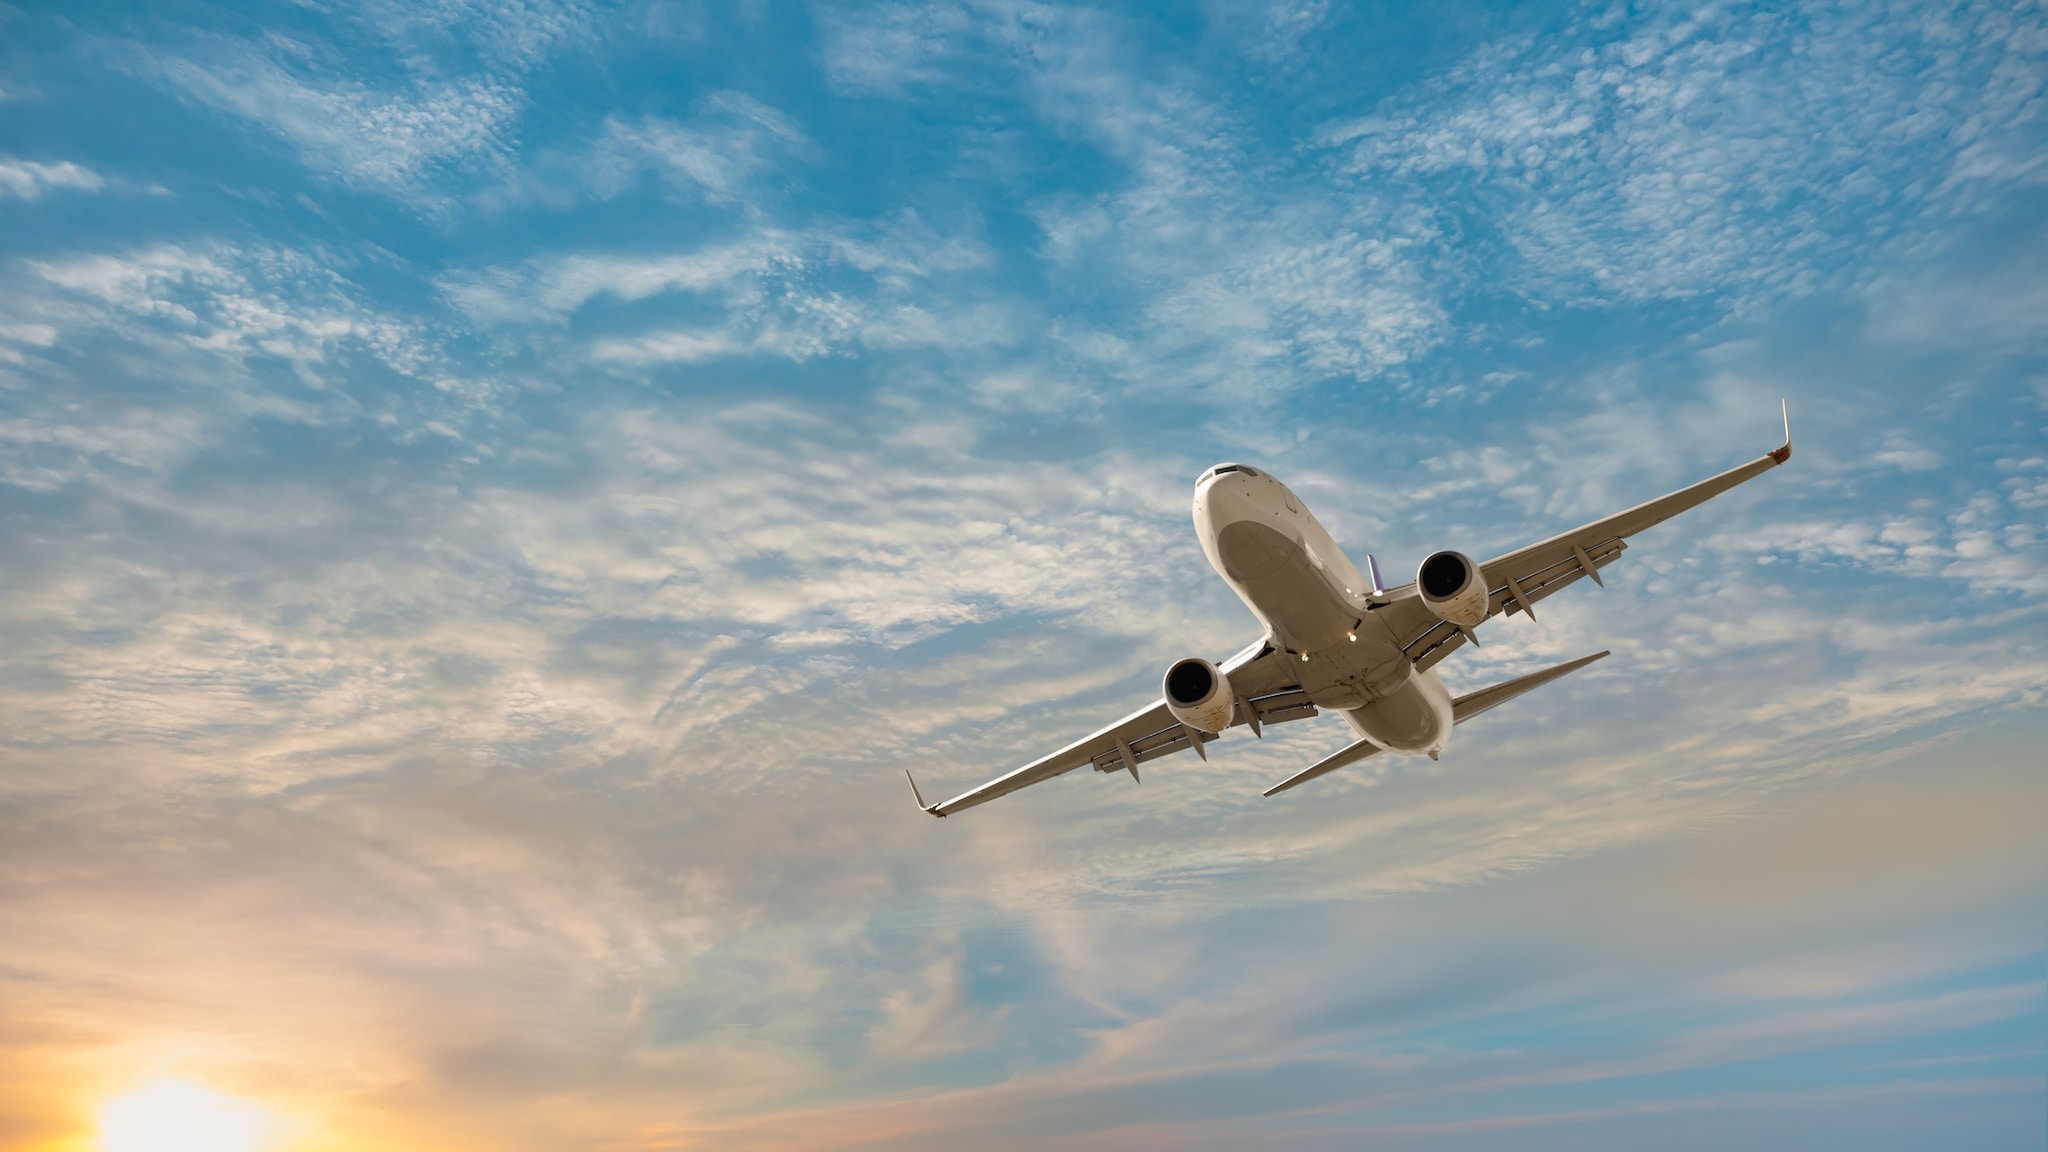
[
  {"x1": 1262, "y1": 738, "x2": 1385, "y2": 797},
  {"x1": 1451, "y1": 651, "x2": 1609, "y2": 725},
  {"x1": 1261, "y1": 651, "x2": 1610, "y2": 798}
]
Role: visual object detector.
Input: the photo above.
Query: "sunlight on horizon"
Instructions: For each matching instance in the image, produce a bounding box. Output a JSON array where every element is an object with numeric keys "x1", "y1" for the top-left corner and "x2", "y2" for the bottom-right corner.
[{"x1": 98, "y1": 1079, "x2": 273, "y2": 1152}]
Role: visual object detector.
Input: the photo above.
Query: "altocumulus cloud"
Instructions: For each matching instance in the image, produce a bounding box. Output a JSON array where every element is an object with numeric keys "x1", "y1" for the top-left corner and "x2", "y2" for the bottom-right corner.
[{"x1": 0, "y1": 1, "x2": 2044, "y2": 1150}]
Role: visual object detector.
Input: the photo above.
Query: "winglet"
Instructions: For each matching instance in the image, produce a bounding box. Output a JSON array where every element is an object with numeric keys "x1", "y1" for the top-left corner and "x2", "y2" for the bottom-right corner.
[
  {"x1": 1769, "y1": 399, "x2": 1793, "y2": 465},
  {"x1": 1365, "y1": 553, "x2": 1385, "y2": 598},
  {"x1": 905, "y1": 770, "x2": 944, "y2": 818}
]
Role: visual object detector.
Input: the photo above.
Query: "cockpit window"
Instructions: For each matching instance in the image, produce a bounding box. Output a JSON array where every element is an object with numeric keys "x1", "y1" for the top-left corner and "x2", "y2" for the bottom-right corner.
[{"x1": 1206, "y1": 463, "x2": 1259, "y2": 479}]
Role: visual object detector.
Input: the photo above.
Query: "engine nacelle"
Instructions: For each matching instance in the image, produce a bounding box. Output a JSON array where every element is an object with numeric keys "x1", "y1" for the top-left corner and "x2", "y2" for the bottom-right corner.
[
  {"x1": 1162, "y1": 657, "x2": 1235, "y2": 734},
  {"x1": 1416, "y1": 549, "x2": 1489, "y2": 628}
]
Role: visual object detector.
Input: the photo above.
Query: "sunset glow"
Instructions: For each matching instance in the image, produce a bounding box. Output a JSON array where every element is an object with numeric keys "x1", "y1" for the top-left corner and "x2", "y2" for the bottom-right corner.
[{"x1": 98, "y1": 1080, "x2": 270, "y2": 1152}]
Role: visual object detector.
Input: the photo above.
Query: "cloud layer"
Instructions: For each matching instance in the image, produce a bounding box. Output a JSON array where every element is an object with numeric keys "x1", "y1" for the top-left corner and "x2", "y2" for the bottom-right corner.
[{"x1": 1, "y1": 1, "x2": 2044, "y2": 1149}]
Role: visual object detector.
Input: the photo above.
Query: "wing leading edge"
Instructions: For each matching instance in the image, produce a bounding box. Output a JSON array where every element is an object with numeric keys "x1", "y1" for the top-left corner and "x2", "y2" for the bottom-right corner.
[
  {"x1": 915, "y1": 637, "x2": 1310, "y2": 817},
  {"x1": 1378, "y1": 403, "x2": 1792, "y2": 672}
]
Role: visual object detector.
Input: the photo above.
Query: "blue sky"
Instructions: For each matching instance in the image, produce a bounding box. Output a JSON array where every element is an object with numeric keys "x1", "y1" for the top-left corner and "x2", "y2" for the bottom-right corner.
[{"x1": 1, "y1": 1, "x2": 2044, "y2": 1149}]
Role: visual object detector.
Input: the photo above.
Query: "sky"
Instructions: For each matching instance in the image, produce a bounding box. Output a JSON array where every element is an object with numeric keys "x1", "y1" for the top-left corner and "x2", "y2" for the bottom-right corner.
[{"x1": 0, "y1": 0, "x2": 2044, "y2": 1149}]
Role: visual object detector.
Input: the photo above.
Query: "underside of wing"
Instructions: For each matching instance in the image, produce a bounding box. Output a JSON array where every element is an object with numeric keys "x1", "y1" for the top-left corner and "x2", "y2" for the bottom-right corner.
[
  {"x1": 1375, "y1": 410, "x2": 1792, "y2": 670},
  {"x1": 918, "y1": 637, "x2": 1312, "y2": 816},
  {"x1": 1392, "y1": 537, "x2": 1626, "y2": 671}
]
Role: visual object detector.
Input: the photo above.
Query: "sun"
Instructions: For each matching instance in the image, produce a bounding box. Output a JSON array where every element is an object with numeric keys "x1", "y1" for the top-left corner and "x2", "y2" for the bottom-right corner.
[{"x1": 97, "y1": 1078, "x2": 272, "y2": 1152}]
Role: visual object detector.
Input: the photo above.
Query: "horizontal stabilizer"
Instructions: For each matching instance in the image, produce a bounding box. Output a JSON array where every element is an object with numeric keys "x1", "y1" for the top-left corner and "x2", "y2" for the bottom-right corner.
[
  {"x1": 1263, "y1": 737, "x2": 1385, "y2": 797},
  {"x1": 1451, "y1": 650, "x2": 1609, "y2": 726}
]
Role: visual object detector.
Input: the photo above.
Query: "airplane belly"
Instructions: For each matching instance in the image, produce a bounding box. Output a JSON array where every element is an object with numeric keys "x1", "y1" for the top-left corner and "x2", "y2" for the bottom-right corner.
[
  {"x1": 1212, "y1": 520, "x2": 1354, "y2": 651},
  {"x1": 1342, "y1": 668, "x2": 1452, "y2": 755}
]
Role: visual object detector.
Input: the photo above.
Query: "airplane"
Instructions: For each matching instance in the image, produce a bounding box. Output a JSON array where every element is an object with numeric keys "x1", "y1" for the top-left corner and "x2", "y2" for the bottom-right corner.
[{"x1": 907, "y1": 405, "x2": 1793, "y2": 816}]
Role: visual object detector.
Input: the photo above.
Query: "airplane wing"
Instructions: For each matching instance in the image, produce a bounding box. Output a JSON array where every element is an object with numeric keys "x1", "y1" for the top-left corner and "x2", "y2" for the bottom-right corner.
[
  {"x1": 912, "y1": 638, "x2": 1315, "y2": 817},
  {"x1": 1375, "y1": 405, "x2": 1793, "y2": 671}
]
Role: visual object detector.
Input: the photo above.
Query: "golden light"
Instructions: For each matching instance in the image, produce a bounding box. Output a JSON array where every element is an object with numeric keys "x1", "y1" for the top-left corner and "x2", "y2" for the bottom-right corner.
[{"x1": 97, "y1": 1078, "x2": 273, "y2": 1152}]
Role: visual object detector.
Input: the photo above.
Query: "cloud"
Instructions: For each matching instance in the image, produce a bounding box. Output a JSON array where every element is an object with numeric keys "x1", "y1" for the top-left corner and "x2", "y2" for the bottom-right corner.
[
  {"x1": 441, "y1": 236, "x2": 795, "y2": 322},
  {"x1": 24, "y1": 242, "x2": 449, "y2": 389},
  {"x1": 1733, "y1": 466, "x2": 2048, "y2": 599},
  {"x1": 440, "y1": 217, "x2": 1005, "y2": 363},
  {"x1": 1045, "y1": 114, "x2": 1444, "y2": 391},
  {"x1": 1863, "y1": 255, "x2": 2048, "y2": 351},
  {"x1": 812, "y1": 0, "x2": 2048, "y2": 423},
  {"x1": 148, "y1": 47, "x2": 525, "y2": 195},
  {"x1": 584, "y1": 92, "x2": 818, "y2": 202},
  {"x1": 827, "y1": 2, "x2": 1458, "y2": 400},
  {"x1": 0, "y1": 158, "x2": 104, "y2": 199},
  {"x1": 818, "y1": 3, "x2": 980, "y2": 95},
  {"x1": 1329, "y1": 0, "x2": 2048, "y2": 307},
  {"x1": 121, "y1": 1, "x2": 594, "y2": 201},
  {"x1": 3, "y1": 2, "x2": 2046, "y2": 1149}
]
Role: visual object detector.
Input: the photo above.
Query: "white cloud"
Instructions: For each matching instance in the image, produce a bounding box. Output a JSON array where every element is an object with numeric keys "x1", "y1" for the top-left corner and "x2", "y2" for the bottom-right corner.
[
  {"x1": 4, "y1": 3, "x2": 2046, "y2": 1147},
  {"x1": 0, "y1": 241, "x2": 486, "y2": 515},
  {"x1": 6, "y1": 324, "x2": 2044, "y2": 1150},
  {"x1": 559, "y1": 242, "x2": 783, "y2": 305},
  {"x1": 28, "y1": 243, "x2": 440, "y2": 381},
  {"x1": 124, "y1": 1, "x2": 594, "y2": 200},
  {"x1": 813, "y1": 4, "x2": 1453, "y2": 402},
  {"x1": 1333, "y1": 0, "x2": 2048, "y2": 306},
  {"x1": 441, "y1": 219, "x2": 1004, "y2": 362},
  {"x1": 0, "y1": 158, "x2": 104, "y2": 199},
  {"x1": 149, "y1": 49, "x2": 525, "y2": 195},
  {"x1": 1863, "y1": 256, "x2": 2048, "y2": 350},
  {"x1": 818, "y1": 2, "x2": 979, "y2": 95},
  {"x1": 1735, "y1": 475, "x2": 2047, "y2": 599},
  {"x1": 1014, "y1": 18, "x2": 1449, "y2": 398},
  {"x1": 585, "y1": 91, "x2": 817, "y2": 202},
  {"x1": 1870, "y1": 433, "x2": 1941, "y2": 471},
  {"x1": 591, "y1": 328, "x2": 737, "y2": 364}
]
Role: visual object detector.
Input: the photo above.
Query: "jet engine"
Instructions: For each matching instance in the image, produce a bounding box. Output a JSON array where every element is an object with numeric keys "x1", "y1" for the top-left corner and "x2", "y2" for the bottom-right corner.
[
  {"x1": 1416, "y1": 549, "x2": 1489, "y2": 628},
  {"x1": 1162, "y1": 657, "x2": 1235, "y2": 733}
]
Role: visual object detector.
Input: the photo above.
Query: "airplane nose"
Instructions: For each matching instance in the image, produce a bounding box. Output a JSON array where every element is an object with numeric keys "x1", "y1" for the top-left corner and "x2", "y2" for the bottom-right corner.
[
  {"x1": 1197, "y1": 472, "x2": 1261, "y2": 531},
  {"x1": 1214, "y1": 520, "x2": 1296, "y2": 582}
]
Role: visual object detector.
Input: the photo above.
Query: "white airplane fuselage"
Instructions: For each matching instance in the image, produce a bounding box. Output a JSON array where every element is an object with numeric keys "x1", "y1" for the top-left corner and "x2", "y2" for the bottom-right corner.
[
  {"x1": 1194, "y1": 465, "x2": 1453, "y2": 757},
  {"x1": 915, "y1": 412, "x2": 1790, "y2": 817}
]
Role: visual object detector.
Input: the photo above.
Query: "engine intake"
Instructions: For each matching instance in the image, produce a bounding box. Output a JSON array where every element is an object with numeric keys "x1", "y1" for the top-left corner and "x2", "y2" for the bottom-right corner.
[
  {"x1": 1162, "y1": 657, "x2": 1235, "y2": 734},
  {"x1": 1417, "y1": 549, "x2": 1489, "y2": 627}
]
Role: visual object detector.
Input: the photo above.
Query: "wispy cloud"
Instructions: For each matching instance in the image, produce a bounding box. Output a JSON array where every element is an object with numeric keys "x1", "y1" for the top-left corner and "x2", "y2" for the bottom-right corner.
[
  {"x1": 0, "y1": 157, "x2": 104, "y2": 199},
  {"x1": 1329, "y1": 0, "x2": 2048, "y2": 307},
  {"x1": 441, "y1": 216, "x2": 1004, "y2": 364},
  {"x1": 1734, "y1": 459, "x2": 2048, "y2": 598},
  {"x1": 24, "y1": 242, "x2": 451, "y2": 389},
  {"x1": 120, "y1": 1, "x2": 594, "y2": 202},
  {"x1": 147, "y1": 47, "x2": 524, "y2": 195},
  {"x1": 818, "y1": 2, "x2": 982, "y2": 95},
  {"x1": 3, "y1": 1, "x2": 2045, "y2": 1148},
  {"x1": 585, "y1": 92, "x2": 818, "y2": 202}
]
